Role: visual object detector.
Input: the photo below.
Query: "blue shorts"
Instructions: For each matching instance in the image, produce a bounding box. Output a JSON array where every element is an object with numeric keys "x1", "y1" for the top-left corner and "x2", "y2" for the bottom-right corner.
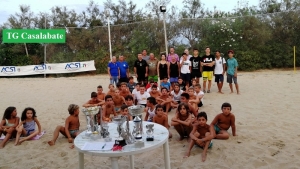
[
  {"x1": 214, "y1": 74, "x2": 224, "y2": 83},
  {"x1": 214, "y1": 125, "x2": 221, "y2": 134},
  {"x1": 170, "y1": 77, "x2": 178, "y2": 83}
]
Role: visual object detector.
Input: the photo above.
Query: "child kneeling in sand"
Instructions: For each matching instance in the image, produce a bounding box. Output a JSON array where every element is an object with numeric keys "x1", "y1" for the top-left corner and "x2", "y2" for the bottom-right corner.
[
  {"x1": 184, "y1": 112, "x2": 214, "y2": 162},
  {"x1": 153, "y1": 104, "x2": 172, "y2": 138},
  {"x1": 171, "y1": 103, "x2": 192, "y2": 141},
  {"x1": 48, "y1": 104, "x2": 80, "y2": 146},
  {"x1": 210, "y1": 102, "x2": 237, "y2": 139},
  {"x1": 101, "y1": 95, "x2": 117, "y2": 123},
  {"x1": 15, "y1": 107, "x2": 42, "y2": 145}
]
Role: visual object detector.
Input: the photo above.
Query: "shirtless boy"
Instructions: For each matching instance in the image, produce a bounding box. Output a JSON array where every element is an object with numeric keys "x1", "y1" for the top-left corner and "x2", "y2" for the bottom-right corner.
[
  {"x1": 210, "y1": 102, "x2": 237, "y2": 139},
  {"x1": 153, "y1": 104, "x2": 172, "y2": 138},
  {"x1": 113, "y1": 89, "x2": 125, "y2": 113},
  {"x1": 187, "y1": 87, "x2": 198, "y2": 111},
  {"x1": 97, "y1": 85, "x2": 106, "y2": 101},
  {"x1": 119, "y1": 82, "x2": 131, "y2": 98},
  {"x1": 149, "y1": 84, "x2": 161, "y2": 98},
  {"x1": 179, "y1": 93, "x2": 198, "y2": 117},
  {"x1": 156, "y1": 87, "x2": 172, "y2": 112},
  {"x1": 184, "y1": 112, "x2": 213, "y2": 162},
  {"x1": 48, "y1": 104, "x2": 80, "y2": 146},
  {"x1": 83, "y1": 92, "x2": 103, "y2": 107},
  {"x1": 107, "y1": 84, "x2": 116, "y2": 97},
  {"x1": 102, "y1": 95, "x2": 117, "y2": 123}
]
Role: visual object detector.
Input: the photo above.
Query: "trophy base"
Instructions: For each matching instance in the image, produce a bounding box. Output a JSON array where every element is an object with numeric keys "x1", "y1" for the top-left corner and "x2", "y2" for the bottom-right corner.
[
  {"x1": 134, "y1": 140, "x2": 145, "y2": 148},
  {"x1": 115, "y1": 139, "x2": 127, "y2": 146},
  {"x1": 146, "y1": 137, "x2": 154, "y2": 141}
]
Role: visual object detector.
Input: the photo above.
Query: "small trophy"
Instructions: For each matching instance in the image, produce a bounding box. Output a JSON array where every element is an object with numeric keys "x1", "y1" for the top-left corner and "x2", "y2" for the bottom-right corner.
[
  {"x1": 112, "y1": 115, "x2": 127, "y2": 146},
  {"x1": 146, "y1": 124, "x2": 154, "y2": 141}
]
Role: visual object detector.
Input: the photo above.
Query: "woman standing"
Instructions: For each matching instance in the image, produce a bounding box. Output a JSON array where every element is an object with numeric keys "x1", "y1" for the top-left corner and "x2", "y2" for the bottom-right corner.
[{"x1": 157, "y1": 53, "x2": 169, "y2": 83}]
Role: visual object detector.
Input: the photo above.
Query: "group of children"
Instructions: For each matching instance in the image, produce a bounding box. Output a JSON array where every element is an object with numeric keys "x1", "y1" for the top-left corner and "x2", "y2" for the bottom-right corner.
[
  {"x1": 0, "y1": 77, "x2": 237, "y2": 162},
  {"x1": 0, "y1": 106, "x2": 42, "y2": 148}
]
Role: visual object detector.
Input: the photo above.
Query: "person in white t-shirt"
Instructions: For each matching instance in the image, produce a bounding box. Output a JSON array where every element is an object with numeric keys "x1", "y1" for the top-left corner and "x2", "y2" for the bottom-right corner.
[
  {"x1": 214, "y1": 50, "x2": 226, "y2": 94},
  {"x1": 170, "y1": 83, "x2": 184, "y2": 108},
  {"x1": 180, "y1": 53, "x2": 191, "y2": 88},
  {"x1": 134, "y1": 84, "x2": 150, "y2": 107},
  {"x1": 194, "y1": 84, "x2": 204, "y2": 108}
]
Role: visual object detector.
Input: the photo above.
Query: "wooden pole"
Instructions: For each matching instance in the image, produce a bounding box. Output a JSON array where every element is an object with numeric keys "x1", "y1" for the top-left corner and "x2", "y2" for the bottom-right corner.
[{"x1": 294, "y1": 46, "x2": 296, "y2": 73}]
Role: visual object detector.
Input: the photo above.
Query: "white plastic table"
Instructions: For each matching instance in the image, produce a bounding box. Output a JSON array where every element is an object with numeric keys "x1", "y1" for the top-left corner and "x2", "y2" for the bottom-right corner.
[{"x1": 74, "y1": 121, "x2": 171, "y2": 169}]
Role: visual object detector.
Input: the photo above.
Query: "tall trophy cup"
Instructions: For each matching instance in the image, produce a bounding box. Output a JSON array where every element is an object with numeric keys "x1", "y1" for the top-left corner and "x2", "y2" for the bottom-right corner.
[
  {"x1": 82, "y1": 106, "x2": 100, "y2": 138},
  {"x1": 128, "y1": 105, "x2": 145, "y2": 147},
  {"x1": 112, "y1": 115, "x2": 127, "y2": 146}
]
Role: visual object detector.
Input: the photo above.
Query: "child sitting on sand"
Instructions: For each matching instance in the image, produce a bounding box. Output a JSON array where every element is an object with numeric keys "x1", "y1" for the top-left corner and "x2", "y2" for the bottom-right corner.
[
  {"x1": 149, "y1": 85, "x2": 161, "y2": 98},
  {"x1": 120, "y1": 105, "x2": 132, "y2": 121},
  {"x1": 48, "y1": 104, "x2": 80, "y2": 146},
  {"x1": 119, "y1": 82, "x2": 131, "y2": 98},
  {"x1": 210, "y1": 102, "x2": 237, "y2": 139},
  {"x1": 144, "y1": 97, "x2": 157, "y2": 122},
  {"x1": 153, "y1": 104, "x2": 172, "y2": 138},
  {"x1": 171, "y1": 103, "x2": 192, "y2": 140},
  {"x1": 107, "y1": 84, "x2": 116, "y2": 97},
  {"x1": 0, "y1": 107, "x2": 20, "y2": 148},
  {"x1": 113, "y1": 89, "x2": 125, "y2": 114},
  {"x1": 156, "y1": 87, "x2": 172, "y2": 112},
  {"x1": 184, "y1": 112, "x2": 214, "y2": 162},
  {"x1": 102, "y1": 95, "x2": 117, "y2": 123},
  {"x1": 15, "y1": 107, "x2": 42, "y2": 145},
  {"x1": 170, "y1": 83, "x2": 184, "y2": 108},
  {"x1": 83, "y1": 92, "x2": 103, "y2": 107},
  {"x1": 179, "y1": 93, "x2": 198, "y2": 118},
  {"x1": 187, "y1": 87, "x2": 198, "y2": 111},
  {"x1": 97, "y1": 85, "x2": 106, "y2": 101}
]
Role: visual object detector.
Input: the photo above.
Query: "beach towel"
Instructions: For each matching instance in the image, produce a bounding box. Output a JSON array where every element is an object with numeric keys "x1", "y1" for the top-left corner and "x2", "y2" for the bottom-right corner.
[{"x1": 0, "y1": 131, "x2": 46, "y2": 140}]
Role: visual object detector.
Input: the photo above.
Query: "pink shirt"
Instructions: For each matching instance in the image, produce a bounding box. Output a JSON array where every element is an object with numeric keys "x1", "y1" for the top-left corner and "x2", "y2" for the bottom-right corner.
[{"x1": 167, "y1": 53, "x2": 179, "y2": 62}]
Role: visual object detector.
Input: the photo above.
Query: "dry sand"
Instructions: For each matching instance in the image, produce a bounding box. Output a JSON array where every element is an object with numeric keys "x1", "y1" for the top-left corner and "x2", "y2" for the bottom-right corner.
[{"x1": 0, "y1": 70, "x2": 299, "y2": 169}]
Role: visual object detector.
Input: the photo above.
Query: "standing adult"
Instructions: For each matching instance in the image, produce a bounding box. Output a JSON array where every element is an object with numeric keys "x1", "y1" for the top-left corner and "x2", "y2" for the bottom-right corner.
[
  {"x1": 226, "y1": 50, "x2": 240, "y2": 94},
  {"x1": 134, "y1": 53, "x2": 148, "y2": 85},
  {"x1": 201, "y1": 47, "x2": 215, "y2": 93},
  {"x1": 180, "y1": 49, "x2": 192, "y2": 61},
  {"x1": 167, "y1": 47, "x2": 179, "y2": 62},
  {"x1": 107, "y1": 56, "x2": 119, "y2": 86},
  {"x1": 157, "y1": 53, "x2": 169, "y2": 83},
  {"x1": 117, "y1": 55, "x2": 129, "y2": 83},
  {"x1": 142, "y1": 49, "x2": 150, "y2": 61},
  {"x1": 190, "y1": 48, "x2": 202, "y2": 85},
  {"x1": 147, "y1": 53, "x2": 159, "y2": 82},
  {"x1": 214, "y1": 50, "x2": 226, "y2": 94}
]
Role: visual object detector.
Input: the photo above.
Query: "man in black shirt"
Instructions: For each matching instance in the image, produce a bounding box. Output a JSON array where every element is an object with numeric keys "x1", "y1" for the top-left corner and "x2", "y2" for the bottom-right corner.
[
  {"x1": 134, "y1": 53, "x2": 149, "y2": 85},
  {"x1": 201, "y1": 47, "x2": 215, "y2": 93},
  {"x1": 190, "y1": 48, "x2": 202, "y2": 85}
]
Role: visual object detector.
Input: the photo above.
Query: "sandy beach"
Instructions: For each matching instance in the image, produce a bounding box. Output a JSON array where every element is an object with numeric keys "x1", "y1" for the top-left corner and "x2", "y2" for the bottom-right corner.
[{"x1": 0, "y1": 70, "x2": 299, "y2": 169}]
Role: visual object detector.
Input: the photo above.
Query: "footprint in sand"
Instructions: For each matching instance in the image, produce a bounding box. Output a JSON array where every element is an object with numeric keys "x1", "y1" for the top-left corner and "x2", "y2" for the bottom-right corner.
[
  {"x1": 60, "y1": 151, "x2": 68, "y2": 157},
  {"x1": 271, "y1": 150, "x2": 280, "y2": 156}
]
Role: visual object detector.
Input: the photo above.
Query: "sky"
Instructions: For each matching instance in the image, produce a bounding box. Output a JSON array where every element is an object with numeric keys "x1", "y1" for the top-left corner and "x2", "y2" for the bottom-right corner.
[{"x1": 0, "y1": 0, "x2": 259, "y2": 25}]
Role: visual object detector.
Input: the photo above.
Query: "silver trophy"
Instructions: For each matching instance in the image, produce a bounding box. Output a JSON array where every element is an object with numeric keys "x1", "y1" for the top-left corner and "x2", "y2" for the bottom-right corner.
[
  {"x1": 146, "y1": 124, "x2": 154, "y2": 141},
  {"x1": 121, "y1": 116, "x2": 135, "y2": 145},
  {"x1": 112, "y1": 115, "x2": 127, "y2": 146},
  {"x1": 128, "y1": 105, "x2": 145, "y2": 147},
  {"x1": 82, "y1": 107, "x2": 100, "y2": 137}
]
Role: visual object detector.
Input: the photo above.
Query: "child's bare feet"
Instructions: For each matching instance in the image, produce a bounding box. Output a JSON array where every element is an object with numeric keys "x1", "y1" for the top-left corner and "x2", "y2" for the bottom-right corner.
[
  {"x1": 218, "y1": 91, "x2": 224, "y2": 94},
  {"x1": 237, "y1": 92, "x2": 240, "y2": 95},
  {"x1": 169, "y1": 133, "x2": 173, "y2": 138},
  {"x1": 201, "y1": 152, "x2": 207, "y2": 162},
  {"x1": 69, "y1": 144, "x2": 75, "y2": 149},
  {"x1": 230, "y1": 91, "x2": 233, "y2": 94},
  {"x1": 183, "y1": 151, "x2": 190, "y2": 158},
  {"x1": 0, "y1": 144, "x2": 4, "y2": 149},
  {"x1": 48, "y1": 140, "x2": 55, "y2": 146}
]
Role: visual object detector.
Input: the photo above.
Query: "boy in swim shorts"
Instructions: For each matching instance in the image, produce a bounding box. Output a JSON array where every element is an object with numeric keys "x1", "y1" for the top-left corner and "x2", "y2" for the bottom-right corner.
[{"x1": 210, "y1": 102, "x2": 237, "y2": 139}]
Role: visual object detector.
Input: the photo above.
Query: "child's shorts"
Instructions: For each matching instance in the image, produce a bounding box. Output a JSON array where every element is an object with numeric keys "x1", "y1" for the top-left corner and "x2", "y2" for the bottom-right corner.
[
  {"x1": 198, "y1": 140, "x2": 213, "y2": 149},
  {"x1": 115, "y1": 107, "x2": 121, "y2": 112}
]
